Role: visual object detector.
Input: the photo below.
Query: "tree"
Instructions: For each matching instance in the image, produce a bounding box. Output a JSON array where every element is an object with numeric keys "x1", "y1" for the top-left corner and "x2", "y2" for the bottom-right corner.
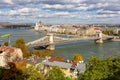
[
  {"x1": 3, "y1": 42, "x2": 9, "y2": 46},
  {"x1": 33, "y1": 50, "x2": 53, "y2": 58},
  {"x1": 1, "y1": 62, "x2": 22, "y2": 80},
  {"x1": 0, "y1": 67, "x2": 5, "y2": 79},
  {"x1": 13, "y1": 38, "x2": 29, "y2": 58},
  {"x1": 47, "y1": 66, "x2": 71, "y2": 80},
  {"x1": 77, "y1": 56, "x2": 120, "y2": 80},
  {"x1": 0, "y1": 62, "x2": 46, "y2": 80},
  {"x1": 17, "y1": 65, "x2": 46, "y2": 80},
  {"x1": 72, "y1": 54, "x2": 83, "y2": 63},
  {"x1": 102, "y1": 30, "x2": 114, "y2": 35},
  {"x1": 118, "y1": 32, "x2": 120, "y2": 38},
  {"x1": 14, "y1": 62, "x2": 26, "y2": 71}
]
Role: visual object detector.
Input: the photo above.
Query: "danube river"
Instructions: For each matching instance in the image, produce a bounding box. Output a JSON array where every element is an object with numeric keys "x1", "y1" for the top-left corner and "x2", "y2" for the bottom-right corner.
[{"x1": 0, "y1": 28, "x2": 120, "y2": 61}]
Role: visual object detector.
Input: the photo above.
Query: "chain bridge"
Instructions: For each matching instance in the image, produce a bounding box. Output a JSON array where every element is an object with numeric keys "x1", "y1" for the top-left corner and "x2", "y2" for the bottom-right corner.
[
  {"x1": 26, "y1": 33, "x2": 117, "y2": 50},
  {"x1": 26, "y1": 33, "x2": 87, "y2": 50}
]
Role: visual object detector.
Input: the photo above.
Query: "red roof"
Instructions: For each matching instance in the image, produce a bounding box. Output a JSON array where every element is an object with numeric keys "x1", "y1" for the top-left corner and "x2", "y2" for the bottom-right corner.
[
  {"x1": 48, "y1": 57, "x2": 66, "y2": 62},
  {"x1": 0, "y1": 46, "x2": 15, "y2": 55},
  {"x1": 94, "y1": 27, "x2": 102, "y2": 30}
]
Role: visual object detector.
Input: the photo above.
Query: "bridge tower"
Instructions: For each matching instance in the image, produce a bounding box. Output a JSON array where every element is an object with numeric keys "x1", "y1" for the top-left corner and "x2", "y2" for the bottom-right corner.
[
  {"x1": 46, "y1": 33, "x2": 55, "y2": 50},
  {"x1": 95, "y1": 31, "x2": 103, "y2": 43}
]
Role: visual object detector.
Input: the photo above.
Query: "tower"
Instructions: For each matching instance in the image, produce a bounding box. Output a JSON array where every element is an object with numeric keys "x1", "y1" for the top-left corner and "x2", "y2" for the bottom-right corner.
[
  {"x1": 95, "y1": 31, "x2": 103, "y2": 43},
  {"x1": 34, "y1": 22, "x2": 39, "y2": 31},
  {"x1": 46, "y1": 33, "x2": 55, "y2": 50}
]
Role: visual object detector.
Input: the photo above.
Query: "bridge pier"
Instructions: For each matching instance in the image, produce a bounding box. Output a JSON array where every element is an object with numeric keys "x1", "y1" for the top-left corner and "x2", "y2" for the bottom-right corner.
[
  {"x1": 46, "y1": 44, "x2": 55, "y2": 50},
  {"x1": 95, "y1": 38, "x2": 103, "y2": 43},
  {"x1": 46, "y1": 33, "x2": 55, "y2": 50},
  {"x1": 95, "y1": 31, "x2": 103, "y2": 44}
]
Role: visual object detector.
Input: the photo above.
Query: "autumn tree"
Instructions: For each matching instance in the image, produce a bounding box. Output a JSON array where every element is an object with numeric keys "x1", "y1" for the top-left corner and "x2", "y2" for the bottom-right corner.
[
  {"x1": 1, "y1": 62, "x2": 22, "y2": 80},
  {"x1": 13, "y1": 38, "x2": 29, "y2": 58},
  {"x1": 14, "y1": 62, "x2": 26, "y2": 71},
  {"x1": 33, "y1": 50, "x2": 53, "y2": 58},
  {"x1": 72, "y1": 54, "x2": 83, "y2": 63},
  {"x1": 0, "y1": 62, "x2": 46, "y2": 80},
  {"x1": 55, "y1": 56, "x2": 64, "y2": 61}
]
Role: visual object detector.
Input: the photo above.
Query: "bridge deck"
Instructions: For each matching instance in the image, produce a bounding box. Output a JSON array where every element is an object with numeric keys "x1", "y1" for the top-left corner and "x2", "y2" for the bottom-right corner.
[{"x1": 26, "y1": 35, "x2": 116, "y2": 48}]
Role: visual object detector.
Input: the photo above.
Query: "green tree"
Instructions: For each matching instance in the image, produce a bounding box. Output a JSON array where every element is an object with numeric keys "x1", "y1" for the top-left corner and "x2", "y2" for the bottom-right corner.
[
  {"x1": 109, "y1": 56, "x2": 120, "y2": 80},
  {"x1": 0, "y1": 67, "x2": 5, "y2": 79},
  {"x1": 102, "y1": 30, "x2": 114, "y2": 35},
  {"x1": 77, "y1": 56, "x2": 120, "y2": 80},
  {"x1": 118, "y1": 32, "x2": 120, "y2": 38},
  {"x1": 47, "y1": 66, "x2": 71, "y2": 80},
  {"x1": 72, "y1": 54, "x2": 83, "y2": 63},
  {"x1": 3, "y1": 42, "x2": 9, "y2": 46},
  {"x1": 17, "y1": 65, "x2": 46, "y2": 80}
]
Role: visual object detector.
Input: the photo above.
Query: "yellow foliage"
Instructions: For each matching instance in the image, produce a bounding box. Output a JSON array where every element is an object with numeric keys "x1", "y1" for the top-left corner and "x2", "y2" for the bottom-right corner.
[
  {"x1": 13, "y1": 38, "x2": 28, "y2": 58},
  {"x1": 72, "y1": 54, "x2": 83, "y2": 63},
  {"x1": 15, "y1": 62, "x2": 26, "y2": 71}
]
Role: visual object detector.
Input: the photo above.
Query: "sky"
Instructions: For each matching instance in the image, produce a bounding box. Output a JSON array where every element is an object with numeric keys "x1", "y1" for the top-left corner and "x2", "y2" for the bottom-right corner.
[{"x1": 0, "y1": 0, "x2": 120, "y2": 24}]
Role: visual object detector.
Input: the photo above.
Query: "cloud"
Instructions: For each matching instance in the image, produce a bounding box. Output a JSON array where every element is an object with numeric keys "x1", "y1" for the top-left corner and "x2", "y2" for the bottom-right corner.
[
  {"x1": 8, "y1": 8, "x2": 39, "y2": 16},
  {"x1": 4, "y1": 0, "x2": 14, "y2": 4},
  {"x1": 54, "y1": 12, "x2": 69, "y2": 16},
  {"x1": 0, "y1": 0, "x2": 14, "y2": 4},
  {"x1": 0, "y1": 0, "x2": 120, "y2": 24},
  {"x1": 43, "y1": 4, "x2": 65, "y2": 9},
  {"x1": 97, "y1": 9, "x2": 120, "y2": 14},
  {"x1": 43, "y1": 4, "x2": 74, "y2": 9}
]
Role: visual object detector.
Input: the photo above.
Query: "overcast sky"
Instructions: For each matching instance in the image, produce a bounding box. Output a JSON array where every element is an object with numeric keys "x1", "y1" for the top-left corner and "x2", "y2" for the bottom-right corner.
[{"x1": 0, "y1": 0, "x2": 120, "y2": 24}]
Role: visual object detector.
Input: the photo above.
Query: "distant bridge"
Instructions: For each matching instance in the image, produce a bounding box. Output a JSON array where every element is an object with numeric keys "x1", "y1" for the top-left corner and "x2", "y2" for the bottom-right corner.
[
  {"x1": 1, "y1": 24, "x2": 32, "y2": 29},
  {"x1": 26, "y1": 33, "x2": 116, "y2": 50}
]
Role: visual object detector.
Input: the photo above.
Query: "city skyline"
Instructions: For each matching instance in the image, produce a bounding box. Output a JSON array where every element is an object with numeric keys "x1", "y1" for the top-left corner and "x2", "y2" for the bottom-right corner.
[{"x1": 0, "y1": 0, "x2": 120, "y2": 24}]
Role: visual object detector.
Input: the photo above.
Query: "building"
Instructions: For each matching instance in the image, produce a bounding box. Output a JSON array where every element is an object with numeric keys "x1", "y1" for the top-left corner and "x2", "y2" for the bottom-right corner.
[
  {"x1": 0, "y1": 46, "x2": 23, "y2": 67},
  {"x1": 34, "y1": 21, "x2": 44, "y2": 31},
  {"x1": 42, "y1": 57, "x2": 85, "y2": 78},
  {"x1": 85, "y1": 27, "x2": 96, "y2": 36},
  {"x1": 25, "y1": 56, "x2": 85, "y2": 78}
]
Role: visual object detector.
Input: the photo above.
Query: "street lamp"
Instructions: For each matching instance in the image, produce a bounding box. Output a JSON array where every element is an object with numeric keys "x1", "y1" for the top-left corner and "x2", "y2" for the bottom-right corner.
[
  {"x1": 0, "y1": 33, "x2": 11, "y2": 47},
  {"x1": 0, "y1": 40, "x2": 3, "y2": 46}
]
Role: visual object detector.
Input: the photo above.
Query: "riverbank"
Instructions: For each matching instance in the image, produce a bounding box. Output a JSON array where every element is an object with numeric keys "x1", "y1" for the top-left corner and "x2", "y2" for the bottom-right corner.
[{"x1": 111, "y1": 38, "x2": 120, "y2": 41}]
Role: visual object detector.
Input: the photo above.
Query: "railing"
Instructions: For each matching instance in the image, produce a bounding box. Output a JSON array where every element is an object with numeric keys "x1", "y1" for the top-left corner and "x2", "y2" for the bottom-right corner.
[
  {"x1": 26, "y1": 35, "x2": 118, "y2": 48},
  {"x1": 26, "y1": 36, "x2": 49, "y2": 46}
]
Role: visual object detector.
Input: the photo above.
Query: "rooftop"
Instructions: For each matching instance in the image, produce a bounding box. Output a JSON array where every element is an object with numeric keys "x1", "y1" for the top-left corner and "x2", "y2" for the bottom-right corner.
[{"x1": 0, "y1": 46, "x2": 15, "y2": 55}]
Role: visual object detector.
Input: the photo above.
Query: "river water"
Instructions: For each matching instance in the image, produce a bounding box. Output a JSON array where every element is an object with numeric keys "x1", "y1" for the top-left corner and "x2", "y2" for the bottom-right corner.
[{"x1": 0, "y1": 28, "x2": 120, "y2": 61}]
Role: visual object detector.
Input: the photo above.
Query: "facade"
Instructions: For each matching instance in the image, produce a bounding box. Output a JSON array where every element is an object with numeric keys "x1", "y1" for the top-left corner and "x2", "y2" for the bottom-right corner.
[
  {"x1": 34, "y1": 21, "x2": 44, "y2": 31},
  {"x1": 85, "y1": 27, "x2": 96, "y2": 36},
  {"x1": 34, "y1": 21, "x2": 103, "y2": 37},
  {"x1": 76, "y1": 28, "x2": 87, "y2": 36}
]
